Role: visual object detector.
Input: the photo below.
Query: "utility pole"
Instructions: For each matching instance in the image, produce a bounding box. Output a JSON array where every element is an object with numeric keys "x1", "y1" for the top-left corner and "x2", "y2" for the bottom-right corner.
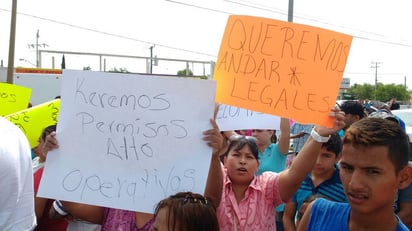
[
  {"x1": 288, "y1": 0, "x2": 294, "y2": 22},
  {"x1": 6, "y1": 0, "x2": 18, "y2": 84},
  {"x1": 36, "y1": 30, "x2": 39, "y2": 67},
  {"x1": 370, "y1": 61, "x2": 382, "y2": 99},
  {"x1": 28, "y1": 30, "x2": 48, "y2": 68},
  {"x1": 405, "y1": 75, "x2": 407, "y2": 89},
  {"x1": 149, "y1": 45, "x2": 154, "y2": 74}
]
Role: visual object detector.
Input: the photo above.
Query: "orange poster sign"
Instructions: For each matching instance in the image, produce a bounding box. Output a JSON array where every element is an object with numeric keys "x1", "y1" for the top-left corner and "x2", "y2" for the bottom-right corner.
[{"x1": 214, "y1": 15, "x2": 353, "y2": 127}]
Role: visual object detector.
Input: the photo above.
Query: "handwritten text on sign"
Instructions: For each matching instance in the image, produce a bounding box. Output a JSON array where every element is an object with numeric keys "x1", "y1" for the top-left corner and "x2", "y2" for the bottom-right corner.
[
  {"x1": 214, "y1": 15, "x2": 353, "y2": 127},
  {"x1": 0, "y1": 82, "x2": 32, "y2": 116},
  {"x1": 38, "y1": 70, "x2": 216, "y2": 213},
  {"x1": 5, "y1": 99, "x2": 59, "y2": 148},
  {"x1": 216, "y1": 104, "x2": 280, "y2": 131}
]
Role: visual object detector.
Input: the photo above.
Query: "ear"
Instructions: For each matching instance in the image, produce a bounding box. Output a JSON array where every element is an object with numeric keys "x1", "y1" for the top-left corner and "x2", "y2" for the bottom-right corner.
[
  {"x1": 398, "y1": 165, "x2": 412, "y2": 190},
  {"x1": 223, "y1": 156, "x2": 228, "y2": 166}
]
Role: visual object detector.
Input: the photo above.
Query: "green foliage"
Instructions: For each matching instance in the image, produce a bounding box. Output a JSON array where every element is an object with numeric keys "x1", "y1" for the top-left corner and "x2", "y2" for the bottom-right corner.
[
  {"x1": 346, "y1": 83, "x2": 375, "y2": 100},
  {"x1": 346, "y1": 83, "x2": 411, "y2": 101},
  {"x1": 177, "y1": 69, "x2": 193, "y2": 76},
  {"x1": 83, "y1": 66, "x2": 92, "y2": 71},
  {"x1": 109, "y1": 67, "x2": 129, "y2": 73}
]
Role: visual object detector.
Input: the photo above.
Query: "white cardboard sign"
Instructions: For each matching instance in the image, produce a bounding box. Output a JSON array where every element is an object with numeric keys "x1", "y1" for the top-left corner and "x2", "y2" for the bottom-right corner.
[
  {"x1": 38, "y1": 70, "x2": 216, "y2": 213},
  {"x1": 216, "y1": 104, "x2": 280, "y2": 131}
]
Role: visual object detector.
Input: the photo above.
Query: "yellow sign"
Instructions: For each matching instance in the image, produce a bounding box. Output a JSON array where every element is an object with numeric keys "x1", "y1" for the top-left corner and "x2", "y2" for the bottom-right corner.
[
  {"x1": 214, "y1": 15, "x2": 353, "y2": 127},
  {"x1": 0, "y1": 82, "x2": 32, "y2": 116},
  {"x1": 5, "y1": 99, "x2": 60, "y2": 147}
]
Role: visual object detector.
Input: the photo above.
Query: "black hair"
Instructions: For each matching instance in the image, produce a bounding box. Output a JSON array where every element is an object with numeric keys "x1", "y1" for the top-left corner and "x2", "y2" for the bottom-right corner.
[
  {"x1": 321, "y1": 133, "x2": 342, "y2": 156},
  {"x1": 340, "y1": 100, "x2": 365, "y2": 118},
  {"x1": 223, "y1": 136, "x2": 259, "y2": 160}
]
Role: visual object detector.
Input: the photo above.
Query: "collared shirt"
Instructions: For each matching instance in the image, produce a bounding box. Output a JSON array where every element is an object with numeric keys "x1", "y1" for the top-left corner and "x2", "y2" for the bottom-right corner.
[
  {"x1": 257, "y1": 143, "x2": 286, "y2": 175},
  {"x1": 292, "y1": 166, "x2": 346, "y2": 212},
  {"x1": 216, "y1": 166, "x2": 284, "y2": 231}
]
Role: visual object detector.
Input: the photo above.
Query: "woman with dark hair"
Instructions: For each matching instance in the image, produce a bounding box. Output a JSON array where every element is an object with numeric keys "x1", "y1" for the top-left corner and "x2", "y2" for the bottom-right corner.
[{"x1": 206, "y1": 109, "x2": 346, "y2": 231}]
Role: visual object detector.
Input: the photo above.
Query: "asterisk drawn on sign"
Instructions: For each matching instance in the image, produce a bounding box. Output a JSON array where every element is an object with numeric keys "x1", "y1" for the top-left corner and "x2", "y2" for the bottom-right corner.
[{"x1": 288, "y1": 66, "x2": 302, "y2": 86}]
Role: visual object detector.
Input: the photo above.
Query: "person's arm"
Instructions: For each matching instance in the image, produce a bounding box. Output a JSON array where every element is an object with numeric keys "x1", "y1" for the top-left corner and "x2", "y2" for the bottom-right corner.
[
  {"x1": 58, "y1": 201, "x2": 103, "y2": 224},
  {"x1": 296, "y1": 200, "x2": 314, "y2": 231},
  {"x1": 204, "y1": 119, "x2": 224, "y2": 209},
  {"x1": 278, "y1": 109, "x2": 345, "y2": 202},
  {"x1": 283, "y1": 201, "x2": 298, "y2": 231},
  {"x1": 290, "y1": 132, "x2": 305, "y2": 139},
  {"x1": 34, "y1": 196, "x2": 48, "y2": 220},
  {"x1": 278, "y1": 117, "x2": 291, "y2": 155}
]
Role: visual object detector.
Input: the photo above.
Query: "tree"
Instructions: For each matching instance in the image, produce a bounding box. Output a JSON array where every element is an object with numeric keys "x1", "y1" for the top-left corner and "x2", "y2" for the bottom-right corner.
[
  {"x1": 346, "y1": 83, "x2": 411, "y2": 102},
  {"x1": 83, "y1": 66, "x2": 91, "y2": 71},
  {"x1": 346, "y1": 83, "x2": 375, "y2": 100},
  {"x1": 177, "y1": 68, "x2": 193, "y2": 76},
  {"x1": 109, "y1": 67, "x2": 129, "y2": 73},
  {"x1": 375, "y1": 83, "x2": 410, "y2": 102}
]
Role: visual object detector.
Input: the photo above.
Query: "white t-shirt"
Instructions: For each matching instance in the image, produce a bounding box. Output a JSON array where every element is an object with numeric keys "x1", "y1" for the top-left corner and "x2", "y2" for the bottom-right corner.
[{"x1": 0, "y1": 117, "x2": 36, "y2": 230}]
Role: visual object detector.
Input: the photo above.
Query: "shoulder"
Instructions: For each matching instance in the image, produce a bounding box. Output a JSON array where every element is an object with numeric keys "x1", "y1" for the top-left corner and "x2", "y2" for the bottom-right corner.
[
  {"x1": 255, "y1": 171, "x2": 281, "y2": 189},
  {"x1": 396, "y1": 215, "x2": 410, "y2": 231},
  {"x1": 268, "y1": 143, "x2": 284, "y2": 155},
  {"x1": 307, "y1": 199, "x2": 349, "y2": 231},
  {"x1": 0, "y1": 117, "x2": 30, "y2": 155},
  {"x1": 257, "y1": 171, "x2": 280, "y2": 181},
  {"x1": 311, "y1": 198, "x2": 349, "y2": 216},
  {"x1": 0, "y1": 117, "x2": 31, "y2": 174},
  {"x1": 0, "y1": 117, "x2": 25, "y2": 138}
]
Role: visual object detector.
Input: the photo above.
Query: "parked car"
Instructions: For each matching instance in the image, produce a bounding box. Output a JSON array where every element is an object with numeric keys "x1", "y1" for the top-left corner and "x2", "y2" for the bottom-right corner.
[{"x1": 391, "y1": 109, "x2": 412, "y2": 162}]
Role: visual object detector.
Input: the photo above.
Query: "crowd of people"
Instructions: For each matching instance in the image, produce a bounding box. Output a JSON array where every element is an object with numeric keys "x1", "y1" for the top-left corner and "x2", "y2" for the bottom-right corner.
[{"x1": 1, "y1": 99, "x2": 412, "y2": 231}]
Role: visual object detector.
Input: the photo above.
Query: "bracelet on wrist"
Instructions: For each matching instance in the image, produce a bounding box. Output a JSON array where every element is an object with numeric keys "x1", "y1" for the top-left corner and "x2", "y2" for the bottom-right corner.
[
  {"x1": 52, "y1": 200, "x2": 69, "y2": 216},
  {"x1": 310, "y1": 128, "x2": 330, "y2": 143}
]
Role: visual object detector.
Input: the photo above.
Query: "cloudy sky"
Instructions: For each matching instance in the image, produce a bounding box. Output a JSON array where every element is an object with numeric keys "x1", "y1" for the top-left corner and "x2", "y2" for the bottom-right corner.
[{"x1": 1, "y1": 0, "x2": 411, "y2": 87}]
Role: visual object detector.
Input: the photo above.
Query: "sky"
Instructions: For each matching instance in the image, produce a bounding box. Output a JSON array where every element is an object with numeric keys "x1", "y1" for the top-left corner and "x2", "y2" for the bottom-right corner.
[{"x1": 1, "y1": 0, "x2": 412, "y2": 88}]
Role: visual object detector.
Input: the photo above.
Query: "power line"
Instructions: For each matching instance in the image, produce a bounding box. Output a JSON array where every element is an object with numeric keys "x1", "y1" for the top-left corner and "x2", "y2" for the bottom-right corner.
[
  {"x1": 164, "y1": 0, "x2": 232, "y2": 14},
  {"x1": 170, "y1": 0, "x2": 412, "y2": 49},
  {"x1": 0, "y1": 7, "x2": 217, "y2": 58},
  {"x1": 2, "y1": 2, "x2": 412, "y2": 58},
  {"x1": 224, "y1": 0, "x2": 409, "y2": 43}
]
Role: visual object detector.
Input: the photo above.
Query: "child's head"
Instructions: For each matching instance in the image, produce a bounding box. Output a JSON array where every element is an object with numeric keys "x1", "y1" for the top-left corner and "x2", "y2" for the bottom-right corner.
[
  {"x1": 223, "y1": 135, "x2": 259, "y2": 185},
  {"x1": 296, "y1": 194, "x2": 331, "y2": 224},
  {"x1": 152, "y1": 192, "x2": 219, "y2": 231},
  {"x1": 340, "y1": 118, "x2": 411, "y2": 214},
  {"x1": 313, "y1": 133, "x2": 342, "y2": 175}
]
